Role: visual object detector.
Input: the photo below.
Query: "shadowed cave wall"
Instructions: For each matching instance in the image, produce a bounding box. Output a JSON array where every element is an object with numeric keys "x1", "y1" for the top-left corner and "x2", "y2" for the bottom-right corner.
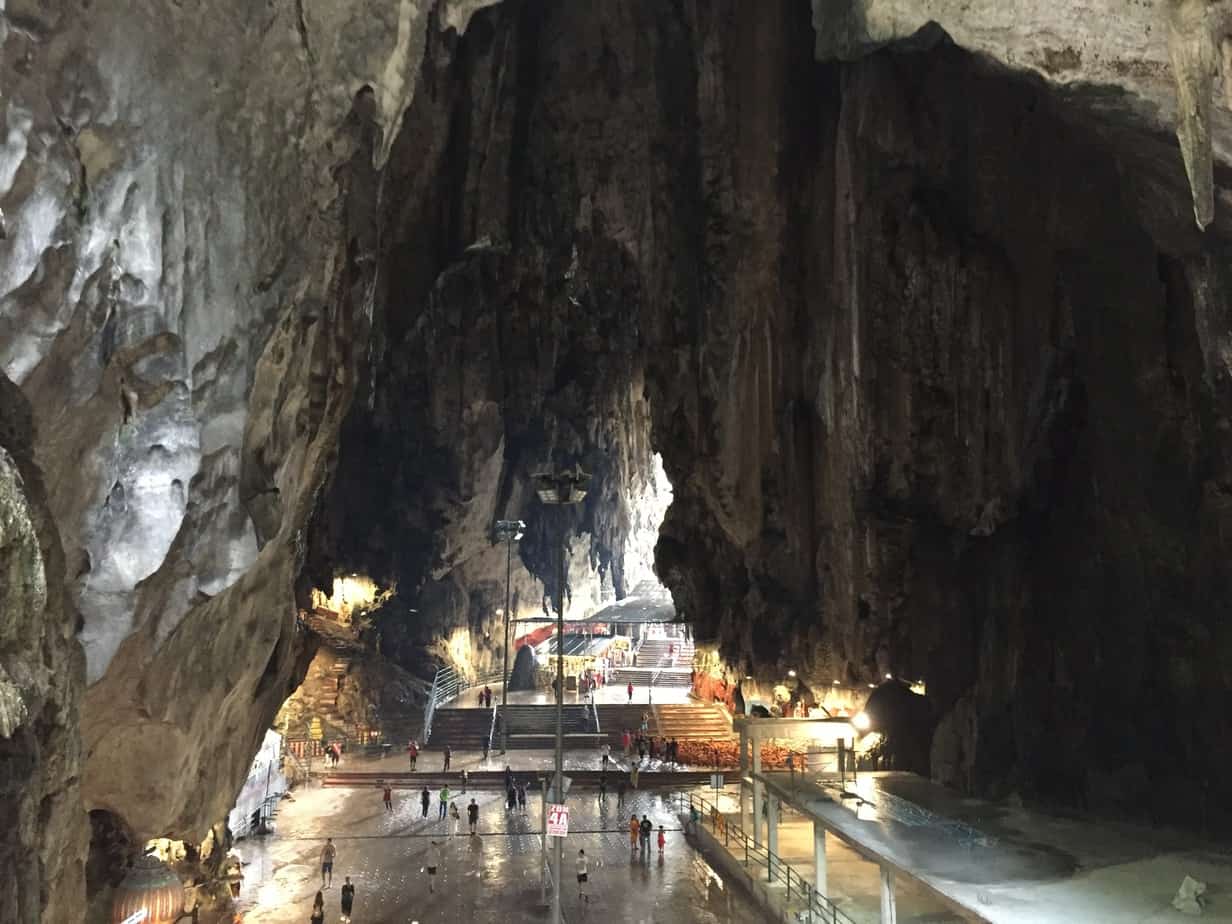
[{"x1": 320, "y1": 0, "x2": 1232, "y2": 831}]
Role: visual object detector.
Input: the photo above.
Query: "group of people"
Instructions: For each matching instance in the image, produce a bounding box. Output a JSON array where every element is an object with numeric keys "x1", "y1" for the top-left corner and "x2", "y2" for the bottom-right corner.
[
  {"x1": 312, "y1": 839, "x2": 355, "y2": 921},
  {"x1": 503, "y1": 765, "x2": 530, "y2": 812},
  {"x1": 628, "y1": 814, "x2": 668, "y2": 856},
  {"x1": 477, "y1": 685, "x2": 494, "y2": 708},
  {"x1": 323, "y1": 741, "x2": 344, "y2": 767},
  {"x1": 621, "y1": 728, "x2": 681, "y2": 765}
]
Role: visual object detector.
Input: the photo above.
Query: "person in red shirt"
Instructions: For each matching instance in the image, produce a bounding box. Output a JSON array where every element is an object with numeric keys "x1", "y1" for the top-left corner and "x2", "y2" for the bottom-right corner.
[
  {"x1": 627, "y1": 682, "x2": 634, "y2": 703},
  {"x1": 382, "y1": 782, "x2": 393, "y2": 812}
]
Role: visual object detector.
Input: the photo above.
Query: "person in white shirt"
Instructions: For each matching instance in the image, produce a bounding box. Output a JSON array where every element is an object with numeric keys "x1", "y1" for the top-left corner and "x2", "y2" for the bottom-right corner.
[{"x1": 576, "y1": 849, "x2": 589, "y2": 902}]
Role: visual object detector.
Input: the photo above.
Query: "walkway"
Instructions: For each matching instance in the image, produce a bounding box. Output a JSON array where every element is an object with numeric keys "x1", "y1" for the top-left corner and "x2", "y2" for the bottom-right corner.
[
  {"x1": 751, "y1": 770, "x2": 1232, "y2": 923},
  {"x1": 228, "y1": 782, "x2": 768, "y2": 923},
  {"x1": 440, "y1": 683, "x2": 695, "y2": 709}
]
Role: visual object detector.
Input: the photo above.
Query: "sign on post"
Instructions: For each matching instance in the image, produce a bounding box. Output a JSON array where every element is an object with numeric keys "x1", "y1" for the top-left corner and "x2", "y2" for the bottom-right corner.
[
  {"x1": 547, "y1": 803, "x2": 570, "y2": 837},
  {"x1": 710, "y1": 773, "x2": 725, "y2": 790}
]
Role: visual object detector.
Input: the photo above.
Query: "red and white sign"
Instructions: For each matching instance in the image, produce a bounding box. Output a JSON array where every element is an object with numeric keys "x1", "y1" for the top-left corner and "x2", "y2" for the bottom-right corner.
[{"x1": 547, "y1": 803, "x2": 570, "y2": 837}]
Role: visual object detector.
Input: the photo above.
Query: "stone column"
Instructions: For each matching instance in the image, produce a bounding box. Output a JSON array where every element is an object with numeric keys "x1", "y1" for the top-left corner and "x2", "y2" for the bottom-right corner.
[
  {"x1": 751, "y1": 733, "x2": 763, "y2": 847},
  {"x1": 813, "y1": 821, "x2": 827, "y2": 896},
  {"x1": 767, "y1": 795, "x2": 780, "y2": 857},
  {"x1": 880, "y1": 866, "x2": 898, "y2": 924},
  {"x1": 739, "y1": 726, "x2": 750, "y2": 833}
]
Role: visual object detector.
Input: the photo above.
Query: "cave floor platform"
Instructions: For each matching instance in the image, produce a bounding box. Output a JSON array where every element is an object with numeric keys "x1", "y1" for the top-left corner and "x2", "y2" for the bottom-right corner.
[
  {"x1": 752, "y1": 770, "x2": 1232, "y2": 923},
  {"x1": 226, "y1": 781, "x2": 767, "y2": 924}
]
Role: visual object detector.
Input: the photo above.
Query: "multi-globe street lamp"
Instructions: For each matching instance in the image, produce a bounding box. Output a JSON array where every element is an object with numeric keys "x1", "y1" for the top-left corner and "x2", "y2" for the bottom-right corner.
[{"x1": 533, "y1": 465, "x2": 590, "y2": 924}]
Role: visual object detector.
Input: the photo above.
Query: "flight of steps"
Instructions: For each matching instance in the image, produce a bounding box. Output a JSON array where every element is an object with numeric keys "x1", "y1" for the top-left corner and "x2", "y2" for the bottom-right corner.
[
  {"x1": 424, "y1": 708, "x2": 492, "y2": 750},
  {"x1": 609, "y1": 667, "x2": 692, "y2": 687},
  {"x1": 637, "y1": 637, "x2": 695, "y2": 664},
  {"x1": 502, "y1": 704, "x2": 600, "y2": 749},
  {"x1": 596, "y1": 702, "x2": 732, "y2": 746},
  {"x1": 293, "y1": 652, "x2": 353, "y2": 741}
]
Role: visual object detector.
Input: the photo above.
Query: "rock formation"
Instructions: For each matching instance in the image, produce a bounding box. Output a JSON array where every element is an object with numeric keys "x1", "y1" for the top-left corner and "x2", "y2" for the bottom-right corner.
[{"x1": 7, "y1": 0, "x2": 1232, "y2": 917}]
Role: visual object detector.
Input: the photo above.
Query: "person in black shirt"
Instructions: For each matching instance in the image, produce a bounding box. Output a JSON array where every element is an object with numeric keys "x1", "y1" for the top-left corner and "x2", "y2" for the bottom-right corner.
[
  {"x1": 420, "y1": 786, "x2": 430, "y2": 818},
  {"x1": 468, "y1": 797, "x2": 480, "y2": 834},
  {"x1": 639, "y1": 815, "x2": 652, "y2": 853},
  {"x1": 340, "y1": 877, "x2": 355, "y2": 921}
]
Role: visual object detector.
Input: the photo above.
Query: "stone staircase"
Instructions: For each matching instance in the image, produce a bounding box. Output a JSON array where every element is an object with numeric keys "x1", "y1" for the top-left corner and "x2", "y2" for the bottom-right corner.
[
  {"x1": 596, "y1": 702, "x2": 731, "y2": 745},
  {"x1": 424, "y1": 708, "x2": 491, "y2": 751},
  {"x1": 502, "y1": 704, "x2": 601, "y2": 749},
  {"x1": 609, "y1": 667, "x2": 692, "y2": 687},
  {"x1": 637, "y1": 637, "x2": 694, "y2": 665}
]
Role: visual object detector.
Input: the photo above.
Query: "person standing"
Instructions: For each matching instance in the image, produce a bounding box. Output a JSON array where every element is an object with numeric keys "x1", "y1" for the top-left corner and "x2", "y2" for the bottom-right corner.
[
  {"x1": 467, "y1": 798, "x2": 479, "y2": 835},
  {"x1": 449, "y1": 801, "x2": 461, "y2": 838},
  {"x1": 340, "y1": 877, "x2": 355, "y2": 922},
  {"x1": 576, "y1": 848, "x2": 589, "y2": 903},
  {"x1": 627, "y1": 682, "x2": 634, "y2": 704},
  {"x1": 310, "y1": 891, "x2": 325, "y2": 924},
  {"x1": 426, "y1": 841, "x2": 442, "y2": 893},
  {"x1": 439, "y1": 785, "x2": 450, "y2": 820},
  {"x1": 408, "y1": 740, "x2": 418, "y2": 771},
  {"x1": 420, "y1": 786, "x2": 430, "y2": 818},
  {"x1": 628, "y1": 814, "x2": 640, "y2": 852},
  {"x1": 517, "y1": 780, "x2": 528, "y2": 814},
  {"x1": 630, "y1": 764, "x2": 639, "y2": 790},
  {"x1": 639, "y1": 815, "x2": 652, "y2": 853},
  {"x1": 461, "y1": 768, "x2": 469, "y2": 793},
  {"x1": 598, "y1": 773, "x2": 607, "y2": 804},
  {"x1": 443, "y1": 745, "x2": 452, "y2": 772},
  {"x1": 319, "y1": 838, "x2": 336, "y2": 889},
  {"x1": 601, "y1": 750, "x2": 610, "y2": 773},
  {"x1": 621, "y1": 728, "x2": 631, "y2": 756},
  {"x1": 617, "y1": 776, "x2": 627, "y2": 807},
  {"x1": 657, "y1": 825, "x2": 667, "y2": 855},
  {"x1": 382, "y1": 782, "x2": 393, "y2": 812}
]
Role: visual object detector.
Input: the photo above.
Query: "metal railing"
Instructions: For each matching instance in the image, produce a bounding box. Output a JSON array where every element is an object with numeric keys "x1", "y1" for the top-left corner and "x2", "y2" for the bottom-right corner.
[
  {"x1": 486, "y1": 698, "x2": 500, "y2": 755},
  {"x1": 589, "y1": 691, "x2": 601, "y2": 735},
  {"x1": 422, "y1": 666, "x2": 504, "y2": 743},
  {"x1": 677, "y1": 792, "x2": 857, "y2": 924}
]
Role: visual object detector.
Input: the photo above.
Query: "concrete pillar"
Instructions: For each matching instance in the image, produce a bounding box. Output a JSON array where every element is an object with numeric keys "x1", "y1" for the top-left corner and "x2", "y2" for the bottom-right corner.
[
  {"x1": 880, "y1": 866, "x2": 897, "y2": 924},
  {"x1": 751, "y1": 734, "x2": 763, "y2": 847},
  {"x1": 813, "y1": 821, "x2": 827, "y2": 897},
  {"x1": 739, "y1": 727, "x2": 750, "y2": 834},
  {"x1": 767, "y1": 796, "x2": 780, "y2": 857}
]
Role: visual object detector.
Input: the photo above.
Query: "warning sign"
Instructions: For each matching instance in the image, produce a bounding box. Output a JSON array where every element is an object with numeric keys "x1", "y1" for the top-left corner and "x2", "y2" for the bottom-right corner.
[{"x1": 547, "y1": 803, "x2": 569, "y2": 837}]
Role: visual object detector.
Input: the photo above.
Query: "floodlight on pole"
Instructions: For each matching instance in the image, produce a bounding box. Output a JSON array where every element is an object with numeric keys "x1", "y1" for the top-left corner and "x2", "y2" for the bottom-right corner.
[
  {"x1": 494, "y1": 519, "x2": 525, "y2": 754},
  {"x1": 533, "y1": 465, "x2": 589, "y2": 924}
]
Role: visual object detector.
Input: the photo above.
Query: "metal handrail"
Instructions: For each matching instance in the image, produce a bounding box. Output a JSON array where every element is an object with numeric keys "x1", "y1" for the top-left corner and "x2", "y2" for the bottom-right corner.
[
  {"x1": 486, "y1": 698, "x2": 499, "y2": 754},
  {"x1": 423, "y1": 666, "x2": 504, "y2": 743},
  {"x1": 678, "y1": 792, "x2": 857, "y2": 924},
  {"x1": 589, "y1": 691, "x2": 600, "y2": 735}
]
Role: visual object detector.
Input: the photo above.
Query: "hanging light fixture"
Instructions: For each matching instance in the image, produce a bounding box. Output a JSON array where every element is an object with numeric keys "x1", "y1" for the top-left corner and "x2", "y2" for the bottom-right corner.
[{"x1": 111, "y1": 853, "x2": 185, "y2": 923}]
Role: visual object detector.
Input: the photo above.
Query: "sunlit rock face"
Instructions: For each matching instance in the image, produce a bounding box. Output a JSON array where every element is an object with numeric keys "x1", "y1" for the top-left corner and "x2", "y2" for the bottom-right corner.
[{"x1": 317, "y1": 0, "x2": 1232, "y2": 833}]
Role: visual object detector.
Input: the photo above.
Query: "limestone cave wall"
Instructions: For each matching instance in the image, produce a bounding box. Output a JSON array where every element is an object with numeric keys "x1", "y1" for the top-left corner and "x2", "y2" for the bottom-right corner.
[{"x1": 331, "y1": 0, "x2": 1232, "y2": 832}]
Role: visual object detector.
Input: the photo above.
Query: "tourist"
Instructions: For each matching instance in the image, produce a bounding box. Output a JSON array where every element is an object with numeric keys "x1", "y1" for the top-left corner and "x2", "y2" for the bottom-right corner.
[
  {"x1": 319, "y1": 838, "x2": 336, "y2": 889},
  {"x1": 621, "y1": 728, "x2": 631, "y2": 755},
  {"x1": 482, "y1": 736, "x2": 489, "y2": 761},
  {"x1": 443, "y1": 745, "x2": 452, "y2": 771},
  {"x1": 426, "y1": 841, "x2": 442, "y2": 893},
  {"x1": 310, "y1": 890, "x2": 325, "y2": 924},
  {"x1": 439, "y1": 785, "x2": 450, "y2": 820},
  {"x1": 657, "y1": 825, "x2": 667, "y2": 855},
  {"x1": 640, "y1": 815, "x2": 652, "y2": 853},
  {"x1": 630, "y1": 764, "x2": 639, "y2": 789},
  {"x1": 449, "y1": 801, "x2": 461, "y2": 838},
  {"x1": 628, "y1": 814, "x2": 639, "y2": 851},
  {"x1": 407, "y1": 739, "x2": 419, "y2": 771},
  {"x1": 649, "y1": 737, "x2": 658, "y2": 761},
  {"x1": 601, "y1": 750, "x2": 610, "y2": 772},
  {"x1": 420, "y1": 786, "x2": 430, "y2": 818},
  {"x1": 637, "y1": 739, "x2": 646, "y2": 764},
  {"x1": 640, "y1": 711, "x2": 649, "y2": 734},
  {"x1": 617, "y1": 776, "x2": 627, "y2": 807},
  {"x1": 467, "y1": 798, "x2": 479, "y2": 835},
  {"x1": 627, "y1": 682, "x2": 634, "y2": 703},
  {"x1": 670, "y1": 738, "x2": 680, "y2": 764},
  {"x1": 598, "y1": 774, "x2": 607, "y2": 803},
  {"x1": 576, "y1": 848, "x2": 589, "y2": 902},
  {"x1": 340, "y1": 876, "x2": 355, "y2": 922},
  {"x1": 517, "y1": 780, "x2": 528, "y2": 814},
  {"x1": 687, "y1": 802, "x2": 700, "y2": 835},
  {"x1": 504, "y1": 764, "x2": 514, "y2": 792},
  {"x1": 460, "y1": 768, "x2": 469, "y2": 792},
  {"x1": 382, "y1": 782, "x2": 392, "y2": 812},
  {"x1": 506, "y1": 783, "x2": 517, "y2": 811}
]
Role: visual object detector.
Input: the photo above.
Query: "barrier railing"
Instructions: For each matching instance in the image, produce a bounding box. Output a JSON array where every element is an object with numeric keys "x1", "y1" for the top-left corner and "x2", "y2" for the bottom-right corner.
[
  {"x1": 676, "y1": 791, "x2": 857, "y2": 924},
  {"x1": 422, "y1": 666, "x2": 504, "y2": 743}
]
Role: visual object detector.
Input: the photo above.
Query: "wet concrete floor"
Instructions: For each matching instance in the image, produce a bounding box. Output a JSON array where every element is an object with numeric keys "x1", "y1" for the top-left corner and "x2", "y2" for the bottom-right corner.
[{"x1": 231, "y1": 782, "x2": 768, "y2": 923}]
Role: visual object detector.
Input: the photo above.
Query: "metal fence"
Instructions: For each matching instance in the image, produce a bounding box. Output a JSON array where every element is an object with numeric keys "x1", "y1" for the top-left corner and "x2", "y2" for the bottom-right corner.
[{"x1": 676, "y1": 792, "x2": 858, "y2": 924}]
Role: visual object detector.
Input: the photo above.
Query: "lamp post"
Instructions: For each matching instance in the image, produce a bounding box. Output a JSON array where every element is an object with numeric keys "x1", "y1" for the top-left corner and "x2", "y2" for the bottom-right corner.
[
  {"x1": 534, "y1": 465, "x2": 590, "y2": 924},
  {"x1": 494, "y1": 519, "x2": 525, "y2": 755}
]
